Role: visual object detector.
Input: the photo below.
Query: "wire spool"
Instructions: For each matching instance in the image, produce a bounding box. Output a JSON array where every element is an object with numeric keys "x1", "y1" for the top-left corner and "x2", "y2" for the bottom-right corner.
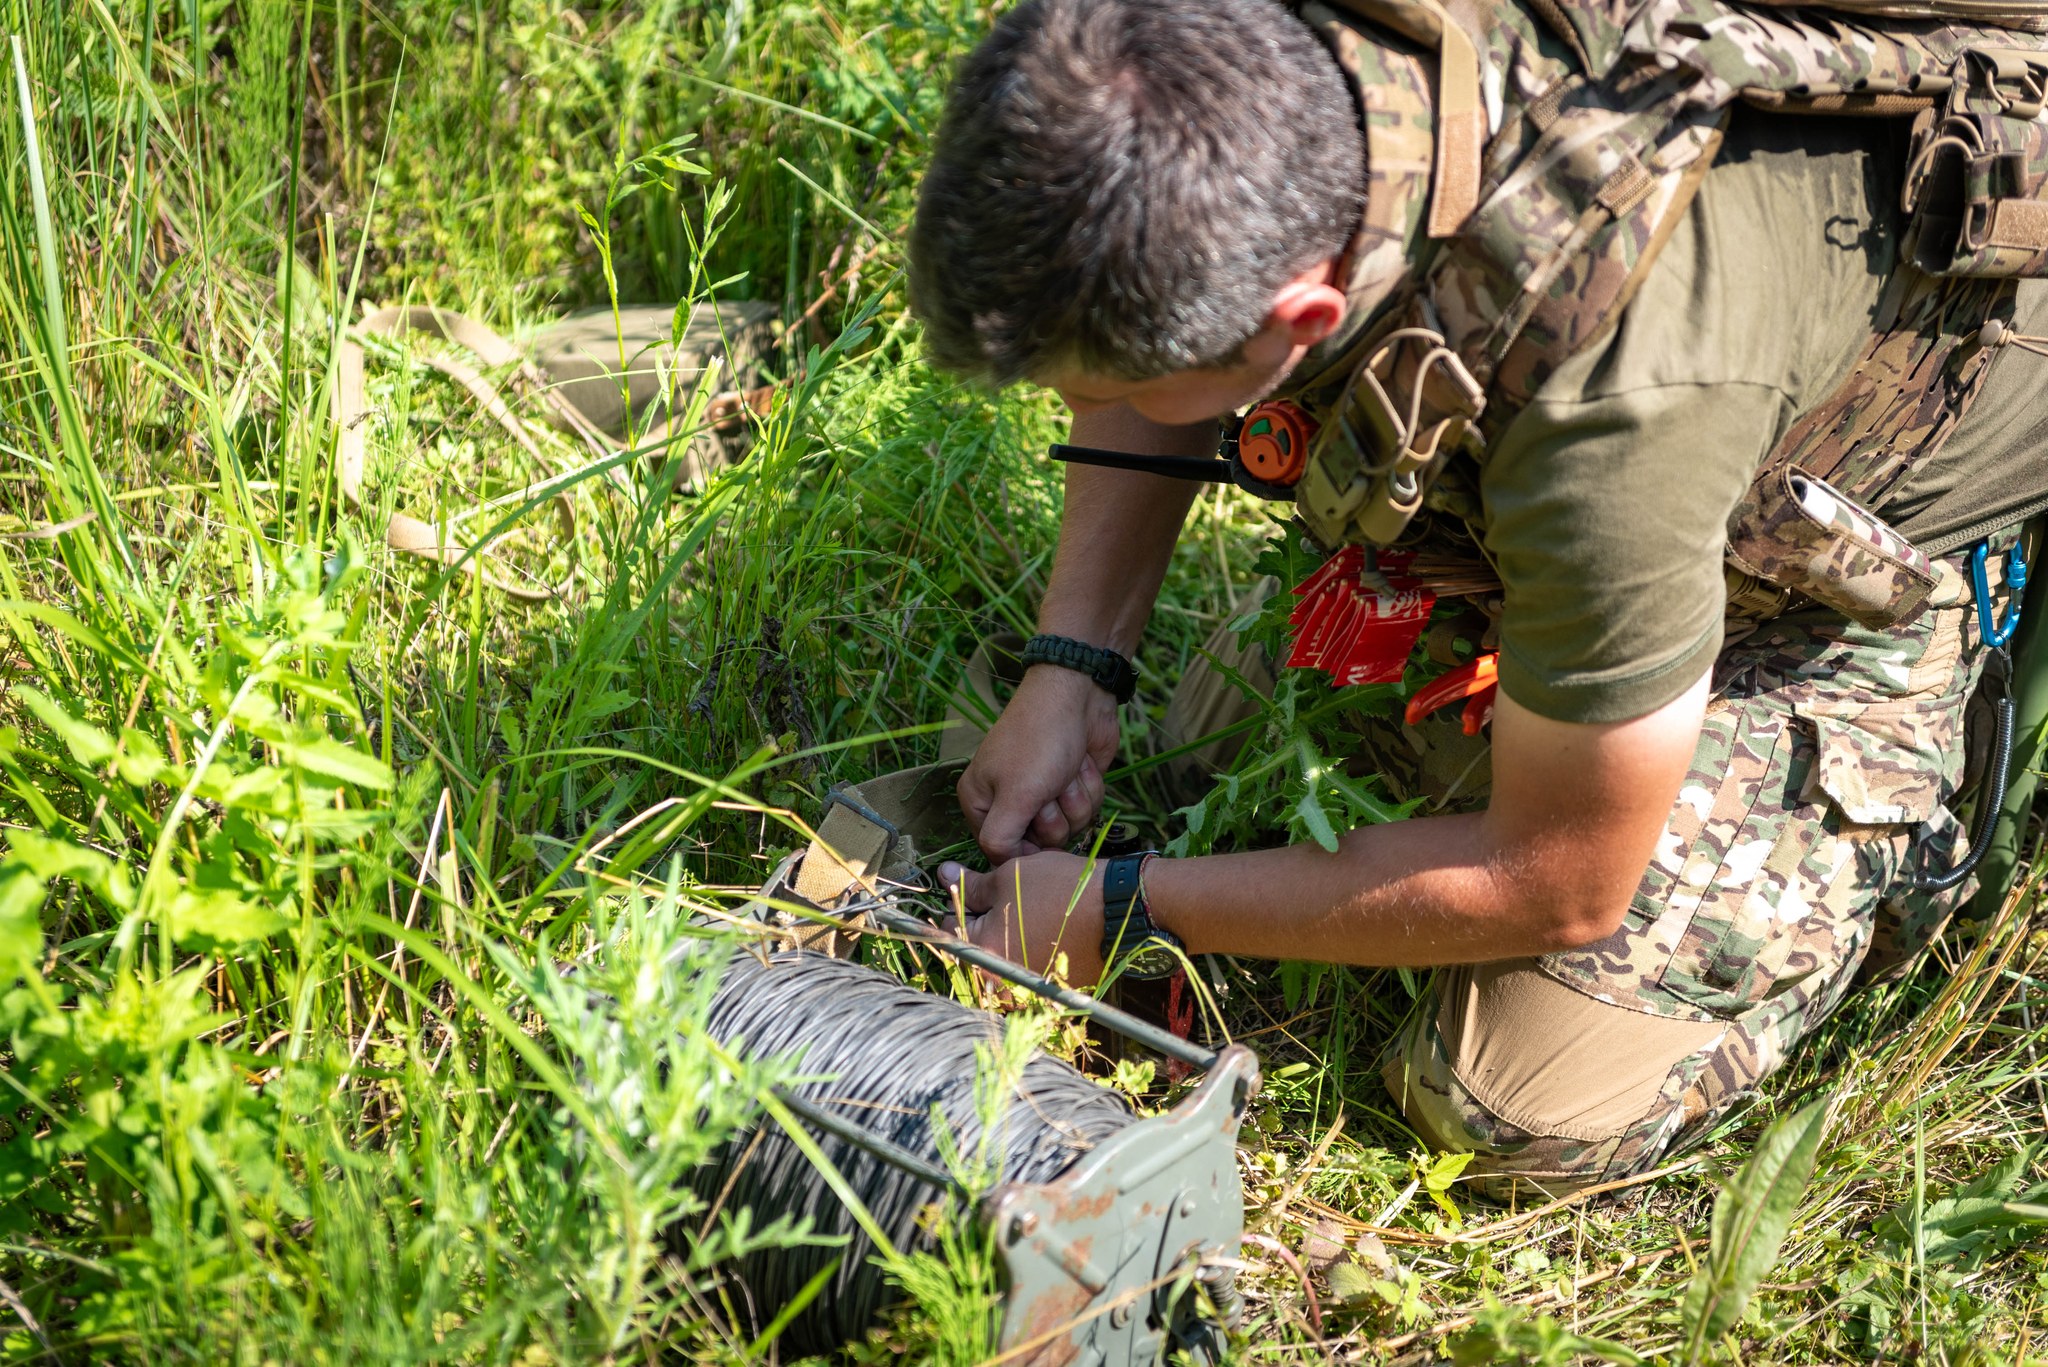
[{"x1": 690, "y1": 950, "x2": 1139, "y2": 1354}]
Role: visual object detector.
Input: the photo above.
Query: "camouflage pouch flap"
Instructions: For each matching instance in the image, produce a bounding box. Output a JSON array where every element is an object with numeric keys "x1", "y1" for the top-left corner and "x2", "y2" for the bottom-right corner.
[
  {"x1": 1796, "y1": 700, "x2": 1948, "y2": 824},
  {"x1": 1725, "y1": 468, "x2": 1939, "y2": 630},
  {"x1": 1904, "y1": 47, "x2": 2048, "y2": 277}
]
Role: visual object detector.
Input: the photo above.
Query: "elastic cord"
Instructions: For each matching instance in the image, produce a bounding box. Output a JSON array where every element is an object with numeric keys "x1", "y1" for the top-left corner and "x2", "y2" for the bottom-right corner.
[{"x1": 1913, "y1": 654, "x2": 2016, "y2": 893}]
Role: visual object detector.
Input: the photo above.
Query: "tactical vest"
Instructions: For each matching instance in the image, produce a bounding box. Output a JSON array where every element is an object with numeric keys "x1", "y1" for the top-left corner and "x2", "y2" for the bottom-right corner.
[{"x1": 1257, "y1": 0, "x2": 2048, "y2": 630}]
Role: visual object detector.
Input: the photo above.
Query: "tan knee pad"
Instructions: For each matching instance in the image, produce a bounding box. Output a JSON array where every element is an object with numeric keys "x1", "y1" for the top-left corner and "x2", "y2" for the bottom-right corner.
[{"x1": 1385, "y1": 962, "x2": 1728, "y2": 1196}]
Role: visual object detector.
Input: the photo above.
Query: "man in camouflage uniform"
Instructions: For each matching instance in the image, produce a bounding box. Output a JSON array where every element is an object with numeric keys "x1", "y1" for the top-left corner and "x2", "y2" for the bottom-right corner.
[
  {"x1": 903, "y1": 0, "x2": 2048, "y2": 1194},
  {"x1": 1376, "y1": 545, "x2": 2022, "y2": 1188}
]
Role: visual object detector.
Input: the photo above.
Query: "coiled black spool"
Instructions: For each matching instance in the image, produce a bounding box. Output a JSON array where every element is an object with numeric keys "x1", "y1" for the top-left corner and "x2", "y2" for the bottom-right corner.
[{"x1": 691, "y1": 950, "x2": 1138, "y2": 1353}]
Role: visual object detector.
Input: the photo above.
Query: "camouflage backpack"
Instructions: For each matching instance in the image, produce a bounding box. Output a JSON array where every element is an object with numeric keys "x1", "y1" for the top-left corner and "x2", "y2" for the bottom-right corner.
[{"x1": 1261, "y1": 0, "x2": 2048, "y2": 628}]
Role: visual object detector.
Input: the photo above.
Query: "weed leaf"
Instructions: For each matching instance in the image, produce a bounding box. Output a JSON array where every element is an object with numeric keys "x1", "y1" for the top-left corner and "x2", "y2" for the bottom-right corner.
[
  {"x1": 1873, "y1": 1142, "x2": 2048, "y2": 1265},
  {"x1": 0, "y1": 863, "x2": 46, "y2": 980},
  {"x1": 1294, "y1": 787, "x2": 1340, "y2": 851},
  {"x1": 1452, "y1": 1297, "x2": 1646, "y2": 1366},
  {"x1": 16, "y1": 686, "x2": 115, "y2": 765},
  {"x1": 1681, "y1": 1095, "x2": 1830, "y2": 1360},
  {"x1": 167, "y1": 888, "x2": 294, "y2": 949},
  {"x1": 1417, "y1": 1149, "x2": 1475, "y2": 1226},
  {"x1": 1324, "y1": 1259, "x2": 1379, "y2": 1304},
  {"x1": 274, "y1": 736, "x2": 394, "y2": 790}
]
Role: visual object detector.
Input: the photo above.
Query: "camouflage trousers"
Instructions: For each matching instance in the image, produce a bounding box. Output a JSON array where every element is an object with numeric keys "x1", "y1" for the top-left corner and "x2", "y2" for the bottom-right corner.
[{"x1": 1166, "y1": 540, "x2": 2021, "y2": 1199}]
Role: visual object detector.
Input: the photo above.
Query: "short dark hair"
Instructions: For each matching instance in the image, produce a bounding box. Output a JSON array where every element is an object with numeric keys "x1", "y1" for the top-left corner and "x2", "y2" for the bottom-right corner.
[{"x1": 908, "y1": 0, "x2": 1366, "y2": 386}]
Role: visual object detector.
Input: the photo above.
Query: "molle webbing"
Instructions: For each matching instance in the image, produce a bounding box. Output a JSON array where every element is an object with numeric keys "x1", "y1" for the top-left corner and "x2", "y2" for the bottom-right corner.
[
  {"x1": 1752, "y1": 0, "x2": 2048, "y2": 32},
  {"x1": 1320, "y1": 0, "x2": 1490, "y2": 235},
  {"x1": 1290, "y1": 0, "x2": 2048, "y2": 627}
]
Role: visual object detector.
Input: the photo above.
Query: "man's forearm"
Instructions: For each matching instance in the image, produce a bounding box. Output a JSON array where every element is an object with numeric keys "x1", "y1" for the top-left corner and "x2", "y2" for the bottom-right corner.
[
  {"x1": 1142, "y1": 814, "x2": 1569, "y2": 968},
  {"x1": 1037, "y1": 406, "x2": 1216, "y2": 653},
  {"x1": 1136, "y1": 678, "x2": 1713, "y2": 967}
]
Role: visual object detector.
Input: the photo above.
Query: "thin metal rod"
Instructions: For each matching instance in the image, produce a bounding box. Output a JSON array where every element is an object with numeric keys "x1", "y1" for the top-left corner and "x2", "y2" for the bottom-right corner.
[
  {"x1": 771, "y1": 1086, "x2": 969, "y2": 1197},
  {"x1": 866, "y1": 904, "x2": 1222, "y2": 1072},
  {"x1": 1049, "y1": 444, "x2": 1237, "y2": 484}
]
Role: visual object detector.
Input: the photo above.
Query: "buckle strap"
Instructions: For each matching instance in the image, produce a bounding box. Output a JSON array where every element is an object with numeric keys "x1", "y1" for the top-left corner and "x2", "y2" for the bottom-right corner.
[
  {"x1": 1295, "y1": 315, "x2": 1488, "y2": 550},
  {"x1": 788, "y1": 759, "x2": 973, "y2": 909}
]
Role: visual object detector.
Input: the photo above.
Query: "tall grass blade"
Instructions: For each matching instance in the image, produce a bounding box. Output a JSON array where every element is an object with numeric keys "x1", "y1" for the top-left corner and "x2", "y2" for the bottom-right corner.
[
  {"x1": 9, "y1": 31, "x2": 135, "y2": 580},
  {"x1": 1680, "y1": 1095, "x2": 1832, "y2": 1362},
  {"x1": 11, "y1": 35, "x2": 63, "y2": 365}
]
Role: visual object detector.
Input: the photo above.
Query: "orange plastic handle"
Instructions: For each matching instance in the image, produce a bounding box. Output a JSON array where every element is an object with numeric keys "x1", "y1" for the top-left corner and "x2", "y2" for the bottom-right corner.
[
  {"x1": 1403, "y1": 652, "x2": 1500, "y2": 728},
  {"x1": 1237, "y1": 400, "x2": 1316, "y2": 487}
]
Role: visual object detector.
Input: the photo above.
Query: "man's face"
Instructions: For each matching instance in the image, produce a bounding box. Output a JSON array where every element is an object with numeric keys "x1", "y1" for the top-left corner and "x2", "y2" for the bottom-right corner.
[
  {"x1": 1042, "y1": 332, "x2": 1306, "y2": 427},
  {"x1": 1038, "y1": 263, "x2": 1347, "y2": 427}
]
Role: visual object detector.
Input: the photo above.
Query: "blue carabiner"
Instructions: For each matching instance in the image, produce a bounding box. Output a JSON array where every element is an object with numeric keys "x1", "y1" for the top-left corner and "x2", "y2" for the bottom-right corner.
[{"x1": 1969, "y1": 537, "x2": 2028, "y2": 650}]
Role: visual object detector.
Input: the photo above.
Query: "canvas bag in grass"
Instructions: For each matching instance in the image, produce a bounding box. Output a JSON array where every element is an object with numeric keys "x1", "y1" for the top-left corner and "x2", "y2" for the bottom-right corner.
[
  {"x1": 333, "y1": 301, "x2": 776, "y2": 601},
  {"x1": 1282, "y1": 0, "x2": 2048, "y2": 629}
]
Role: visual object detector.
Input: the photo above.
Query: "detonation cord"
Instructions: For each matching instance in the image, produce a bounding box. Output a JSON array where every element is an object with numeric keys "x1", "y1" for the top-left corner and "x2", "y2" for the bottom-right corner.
[{"x1": 860, "y1": 899, "x2": 1222, "y2": 1072}]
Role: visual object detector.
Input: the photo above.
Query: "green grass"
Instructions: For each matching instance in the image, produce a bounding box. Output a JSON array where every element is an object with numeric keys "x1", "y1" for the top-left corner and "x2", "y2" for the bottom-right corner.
[{"x1": 0, "y1": 1, "x2": 2044, "y2": 1362}]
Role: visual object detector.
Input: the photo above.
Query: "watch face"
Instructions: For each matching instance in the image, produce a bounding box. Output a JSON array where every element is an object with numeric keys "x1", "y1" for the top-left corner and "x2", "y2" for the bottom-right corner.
[{"x1": 1116, "y1": 934, "x2": 1182, "y2": 981}]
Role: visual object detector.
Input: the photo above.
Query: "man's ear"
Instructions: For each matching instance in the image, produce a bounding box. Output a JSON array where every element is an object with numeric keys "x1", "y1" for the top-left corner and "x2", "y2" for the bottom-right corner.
[{"x1": 1266, "y1": 262, "x2": 1348, "y2": 348}]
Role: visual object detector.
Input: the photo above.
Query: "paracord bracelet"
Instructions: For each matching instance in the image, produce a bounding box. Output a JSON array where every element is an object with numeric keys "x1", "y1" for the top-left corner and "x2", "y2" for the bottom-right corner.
[{"x1": 1021, "y1": 633, "x2": 1137, "y2": 704}]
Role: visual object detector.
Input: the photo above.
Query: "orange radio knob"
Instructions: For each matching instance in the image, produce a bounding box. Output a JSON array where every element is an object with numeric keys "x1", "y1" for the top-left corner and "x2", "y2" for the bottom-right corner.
[{"x1": 1237, "y1": 401, "x2": 1315, "y2": 487}]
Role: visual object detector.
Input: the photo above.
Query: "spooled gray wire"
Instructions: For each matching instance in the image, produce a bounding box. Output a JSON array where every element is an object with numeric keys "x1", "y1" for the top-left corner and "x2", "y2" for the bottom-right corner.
[{"x1": 686, "y1": 950, "x2": 1136, "y2": 1353}]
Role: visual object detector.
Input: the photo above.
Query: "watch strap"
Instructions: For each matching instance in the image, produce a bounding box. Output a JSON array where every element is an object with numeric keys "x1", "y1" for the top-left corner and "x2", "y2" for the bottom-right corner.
[
  {"x1": 1102, "y1": 852, "x2": 1180, "y2": 971},
  {"x1": 1022, "y1": 633, "x2": 1137, "y2": 704}
]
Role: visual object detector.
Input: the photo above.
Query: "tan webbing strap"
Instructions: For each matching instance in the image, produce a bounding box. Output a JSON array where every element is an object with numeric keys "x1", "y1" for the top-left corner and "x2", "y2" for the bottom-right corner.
[
  {"x1": 334, "y1": 306, "x2": 594, "y2": 603},
  {"x1": 788, "y1": 759, "x2": 974, "y2": 908},
  {"x1": 792, "y1": 801, "x2": 896, "y2": 905},
  {"x1": 1427, "y1": 13, "x2": 1487, "y2": 237},
  {"x1": 1331, "y1": 0, "x2": 1488, "y2": 236}
]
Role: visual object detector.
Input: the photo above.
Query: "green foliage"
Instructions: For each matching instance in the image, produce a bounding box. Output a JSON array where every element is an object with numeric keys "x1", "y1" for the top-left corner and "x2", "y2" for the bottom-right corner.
[
  {"x1": 490, "y1": 886, "x2": 824, "y2": 1350},
  {"x1": 1680, "y1": 1095, "x2": 1833, "y2": 1362},
  {"x1": 1328, "y1": 1254, "x2": 1429, "y2": 1328},
  {"x1": 1414, "y1": 1147, "x2": 1476, "y2": 1228},
  {"x1": 1874, "y1": 1142, "x2": 2048, "y2": 1268},
  {"x1": 1170, "y1": 536, "x2": 1417, "y2": 861},
  {"x1": 862, "y1": 1009, "x2": 1061, "y2": 1365},
  {"x1": 1450, "y1": 1299, "x2": 1647, "y2": 1366}
]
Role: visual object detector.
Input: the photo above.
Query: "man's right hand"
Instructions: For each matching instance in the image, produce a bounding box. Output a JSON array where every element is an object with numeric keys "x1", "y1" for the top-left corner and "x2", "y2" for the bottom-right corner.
[
  {"x1": 958, "y1": 664, "x2": 1122, "y2": 860},
  {"x1": 956, "y1": 401, "x2": 1215, "y2": 860}
]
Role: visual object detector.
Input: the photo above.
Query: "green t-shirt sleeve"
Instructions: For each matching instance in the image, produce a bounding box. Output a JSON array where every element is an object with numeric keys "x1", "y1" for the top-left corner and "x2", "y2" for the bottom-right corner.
[
  {"x1": 1482, "y1": 381, "x2": 1788, "y2": 724},
  {"x1": 1473, "y1": 110, "x2": 1904, "y2": 725}
]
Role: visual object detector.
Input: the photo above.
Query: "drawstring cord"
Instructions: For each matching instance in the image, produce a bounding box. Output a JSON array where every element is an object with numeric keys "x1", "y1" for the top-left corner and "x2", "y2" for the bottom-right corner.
[{"x1": 1980, "y1": 319, "x2": 2048, "y2": 359}]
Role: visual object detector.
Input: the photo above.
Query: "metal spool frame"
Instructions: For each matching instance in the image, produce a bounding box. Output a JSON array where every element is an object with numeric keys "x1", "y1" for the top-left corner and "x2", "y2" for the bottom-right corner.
[{"x1": 733, "y1": 848, "x2": 1262, "y2": 1366}]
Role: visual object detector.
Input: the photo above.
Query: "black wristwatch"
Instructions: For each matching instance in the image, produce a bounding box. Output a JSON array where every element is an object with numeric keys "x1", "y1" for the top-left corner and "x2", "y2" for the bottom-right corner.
[
  {"x1": 1100, "y1": 852, "x2": 1183, "y2": 980},
  {"x1": 1022, "y1": 634, "x2": 1137, "y2": 705}
]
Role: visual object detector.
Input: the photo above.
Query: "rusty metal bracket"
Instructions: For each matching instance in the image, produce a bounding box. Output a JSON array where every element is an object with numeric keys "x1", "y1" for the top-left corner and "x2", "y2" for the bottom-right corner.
[{"x1": 985, "y1": 1045, "x2": 1261, "y2": 1366}]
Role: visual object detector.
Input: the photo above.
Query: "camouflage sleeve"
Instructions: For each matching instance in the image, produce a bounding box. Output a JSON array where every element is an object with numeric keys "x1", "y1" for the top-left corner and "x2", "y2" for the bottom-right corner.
[{"x1": 1481, "y1": 380, "x2": 1789, "y2": 725}]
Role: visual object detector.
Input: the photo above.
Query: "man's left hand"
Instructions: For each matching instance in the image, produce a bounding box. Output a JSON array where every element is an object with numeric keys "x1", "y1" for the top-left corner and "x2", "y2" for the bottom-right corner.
[{"x1": 939, "y1": 852, "x2": 1105, "y2": 984}]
